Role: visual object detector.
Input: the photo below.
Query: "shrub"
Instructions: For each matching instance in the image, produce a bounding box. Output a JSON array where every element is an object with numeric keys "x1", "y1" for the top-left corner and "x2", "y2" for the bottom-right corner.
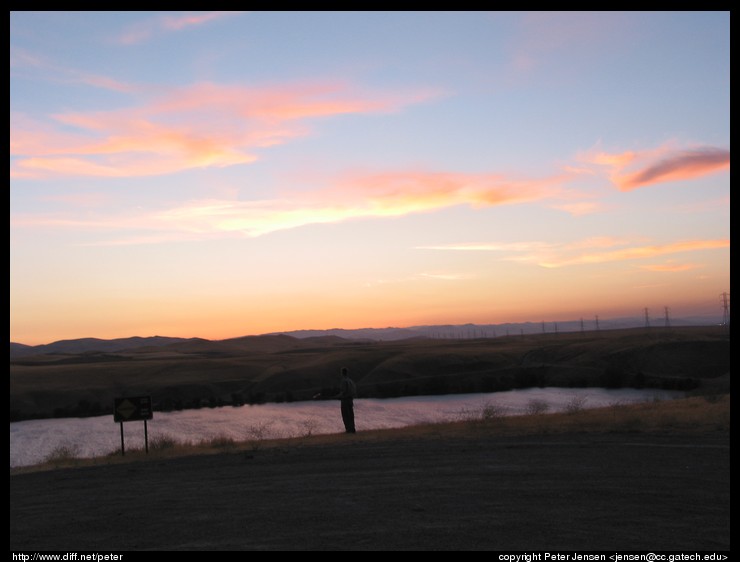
[
  {"x1": 245, "y1": 421, "x2": 280, "y2": 450},
  {"x1": 204, "y1": 434, "x2": 237, "y2": 450},
  {"x1": 150, "y1": 434, "x2": 179, "y2": 450},
  {"x1": 525, "y1": 399, "x2": 550, "y2": 415},
  {"x1": 457, "y1": 401, "x2": 507, "y2": 423},
  {"x1": 300, "y1": 418, "x2": 319, "y2": 437},
  {"x1": 564, "y1": 395, "x2": 587, "y2": 414},
  {"x1": 44, "y1": 443, "x2": 81, "y2": 466},
  {"x1": 480, "y1": 402, "x2": 507, "y2": 421}
]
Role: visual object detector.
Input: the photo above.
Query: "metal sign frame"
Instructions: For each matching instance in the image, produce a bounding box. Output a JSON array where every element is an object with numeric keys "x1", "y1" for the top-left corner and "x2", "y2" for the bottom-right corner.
[
  {"x1": 114, "y1": 396, "x2": 153, "y2": 422},
  {"x1": 114, "y1": 396, "x2": 153, "y2": 456}
]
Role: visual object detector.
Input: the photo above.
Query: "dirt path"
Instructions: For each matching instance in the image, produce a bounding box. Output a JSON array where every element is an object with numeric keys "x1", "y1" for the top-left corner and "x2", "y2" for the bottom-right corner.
[{"x1": 9, "y1": 430, "x2": 730, "y2": 551}]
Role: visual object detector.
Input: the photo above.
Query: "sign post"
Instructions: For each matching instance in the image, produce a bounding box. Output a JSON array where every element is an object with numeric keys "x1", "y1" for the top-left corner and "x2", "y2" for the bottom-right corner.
[{"x1": 114, "y1": 396, "x2": 153, "y2": 456}]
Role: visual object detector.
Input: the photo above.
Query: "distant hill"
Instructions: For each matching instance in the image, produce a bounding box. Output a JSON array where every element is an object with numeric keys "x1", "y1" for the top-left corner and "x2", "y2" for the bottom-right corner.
[
  {"x1": 9, "y1": 315, "x2": 724, "y2": 360},
  {"x1": 270, "y1": 315, "x2": 725, "y2": 341},
  {"x1": 8, "y1": 333, "x2": 362, "y2": 361},
  {"x1": 9, "y1": 325, "x2": 730, "y2": 422},
  {"x1": 9, "y1": 336, "x2": 196, "y2": 359}
]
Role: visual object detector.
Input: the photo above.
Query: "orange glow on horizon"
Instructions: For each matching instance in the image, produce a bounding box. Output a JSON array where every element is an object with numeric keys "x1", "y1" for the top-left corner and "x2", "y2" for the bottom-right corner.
[{"x1": 10, "y1": 12, "x2": 730, "y2": 348}]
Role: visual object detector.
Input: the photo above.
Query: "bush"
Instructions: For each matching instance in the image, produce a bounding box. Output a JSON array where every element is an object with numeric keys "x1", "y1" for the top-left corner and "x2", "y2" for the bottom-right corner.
[
  {"x1": 457, "y1": 401, "x2": 508, "y2": 423},
  {"x1": 525, "y1": 399, "x2": 550, "y2": 415},
  {"x1": 564, "y1": 395, "x2": 587, "y2": 414},
  {"x1": 203, "y1": 434, "x2": 237, "y2": 450},
  {"x1": 480, "y1": 402, "x2": 507, "y2": 420},
  {"x1": 150, "y1": 434, "x2": 179, "y2": 450},
  {"x1": 300, "y1": 418, "x2": 319, "y2": 437},
  {"x1": 245, "y1": 421, "x2": 281, "y2": 450},
  {"x1": 44, "y1": 443, "x2": 81, "y2": 465}
]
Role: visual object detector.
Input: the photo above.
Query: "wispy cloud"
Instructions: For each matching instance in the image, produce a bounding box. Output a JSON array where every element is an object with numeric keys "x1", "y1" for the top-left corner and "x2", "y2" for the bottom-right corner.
[
  {"x1": 417, "y1": 241, "x2": 556, "y2": 253},
  {"x1": 9, "y1": 138, "x2": 729, "y2": 245},
  {"x1": 418, "y1": 272, "x2": 471, "y2": 281},
  {"x1": 116, "y1": 11, "x2": 246, "y2": 45},
  {"x1": 419, "y1": 237, "x2": 729, "y2": 269},
  {"x1": 9, "y1": 168, "x2": 569, "y2": 243},
  {"x1": 10, "y1": 47, "x2": 139, "y2": 93},
  {"x1": 10, "y1": 82, "x2": 438, "y2": 180},
  {"x1": 638, "y1": 262, "x2": 701, "y2": 272},
  {"x1": 580, "y1": 143, "x2": 730, "y2": 191},
  {"x1": 506, "y1": 12, "x2": 632, "y2": 78},
  {"x1": 550, "y1": 201, "x2": 608, "y2": 216},
  {"x1": 325, "y1": 170, "x2": 568, "y2": 213},
  {"x1": 615, "y1": 147, "x2": 730, "y2": 191},
  {"x1": 147, "y1": 170, "x2": 568, "y2": 238},
  {"x1": 536, "y1": 239, "x2": 729, "y2": 268},
  {"x1": 363, "y1": 271, "x2": 471, "y2": 288}
]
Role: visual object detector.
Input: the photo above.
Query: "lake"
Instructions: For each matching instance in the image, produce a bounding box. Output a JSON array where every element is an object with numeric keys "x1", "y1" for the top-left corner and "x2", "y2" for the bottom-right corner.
[{"x1": 9, "y1": 387, "x2": 683, "y2": 468}]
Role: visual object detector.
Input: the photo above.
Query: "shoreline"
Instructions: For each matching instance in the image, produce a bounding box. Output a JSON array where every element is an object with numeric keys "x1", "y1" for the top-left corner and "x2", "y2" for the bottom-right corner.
[{"x1": 11, "y1": 392, "x2": 730, "y2": 475}]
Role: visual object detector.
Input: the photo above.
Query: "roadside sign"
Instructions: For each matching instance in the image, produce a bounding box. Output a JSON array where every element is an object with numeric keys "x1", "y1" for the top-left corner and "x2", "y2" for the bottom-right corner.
[
  {"x1": 114, "y1": 396, "x2": 153, "y2": 423},
  {"x1": 113, "y1": 396, "x2": 153, "y2": 456}
]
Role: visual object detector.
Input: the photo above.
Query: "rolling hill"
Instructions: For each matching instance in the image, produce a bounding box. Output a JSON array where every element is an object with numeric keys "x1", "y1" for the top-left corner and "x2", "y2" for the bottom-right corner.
[{"x1": 9, "y1": 325, "x2": 729, "y2": 422}]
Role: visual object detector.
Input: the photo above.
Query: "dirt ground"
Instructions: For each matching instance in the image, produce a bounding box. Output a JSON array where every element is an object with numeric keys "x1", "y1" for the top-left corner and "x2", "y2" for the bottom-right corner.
[{"x1": 9, "y1": 429, "x2": 730, "y2": 552}]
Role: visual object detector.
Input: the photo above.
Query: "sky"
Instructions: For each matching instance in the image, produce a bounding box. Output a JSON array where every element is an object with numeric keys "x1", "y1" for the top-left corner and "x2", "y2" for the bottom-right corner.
[{"x1": 10, "y1": 11, "x2": 730, "y2": 346}]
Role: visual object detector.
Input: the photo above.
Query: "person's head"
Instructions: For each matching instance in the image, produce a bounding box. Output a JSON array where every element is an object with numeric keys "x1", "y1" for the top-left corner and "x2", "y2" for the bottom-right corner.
[{"x1": 341, "y1": 367, "x2": 348, "y2": 377}]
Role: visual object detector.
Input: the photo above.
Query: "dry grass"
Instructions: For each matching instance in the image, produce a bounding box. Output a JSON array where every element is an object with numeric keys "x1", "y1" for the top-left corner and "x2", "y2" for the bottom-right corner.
[
  {"x1": 11, "y1": 325, "x2": 730, "y2": 422},
  {"x1": 11, "y1": 392, "x2": 729, "y2": 475}
]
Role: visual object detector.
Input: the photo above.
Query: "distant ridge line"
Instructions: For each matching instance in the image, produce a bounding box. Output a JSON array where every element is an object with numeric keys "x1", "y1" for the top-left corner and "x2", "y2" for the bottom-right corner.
[
  {"x1": 10, "y1": 315, "x2": 724, "y2": 359},
  {"x1": 270, "y1": 315, "x2": 724, "y2": 341}
]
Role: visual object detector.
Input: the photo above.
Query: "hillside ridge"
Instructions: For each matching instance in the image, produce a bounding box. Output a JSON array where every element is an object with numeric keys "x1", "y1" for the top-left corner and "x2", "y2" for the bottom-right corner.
[{"x1": 10, "y1": 325, "x2": 730, "y2": 422}]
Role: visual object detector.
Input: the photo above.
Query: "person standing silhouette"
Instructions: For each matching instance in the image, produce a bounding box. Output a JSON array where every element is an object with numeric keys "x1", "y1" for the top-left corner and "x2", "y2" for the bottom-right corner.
[{"x1": 337, "y1": 367, "x2": 357, "y2": 433}]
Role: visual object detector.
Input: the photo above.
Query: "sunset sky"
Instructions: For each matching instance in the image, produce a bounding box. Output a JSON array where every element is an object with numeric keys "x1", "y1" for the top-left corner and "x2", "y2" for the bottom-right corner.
[{"x1": 10, "y1": 11, "x2": 730, "y2": 346}]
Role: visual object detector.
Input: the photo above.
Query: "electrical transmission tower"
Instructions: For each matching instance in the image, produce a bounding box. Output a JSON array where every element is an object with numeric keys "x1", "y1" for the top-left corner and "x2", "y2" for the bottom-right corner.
[
  {"x1": 664, "y1": 306, "x2": 670, "y2": 328},
  {"x1": 720, "y1": 292, "x2": 730, "y2": 326}
]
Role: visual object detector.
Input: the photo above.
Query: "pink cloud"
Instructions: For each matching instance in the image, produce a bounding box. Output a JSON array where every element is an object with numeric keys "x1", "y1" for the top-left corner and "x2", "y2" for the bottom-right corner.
[
  {"x1": 162, "y1": 11, "x2": 245, "y2": 31},
  {"x1": 614, "y1": 147, "x2": 730, "y2": 191},
  {"x1": 639, "y1": 262, "x2": 701, "y2": 272},
  {"x1": 319, "y1": 170, "x2": 567, "y2": 216},
  {"x1": 11, "y1": 48, "x2": 139, "y2": 93},
  {"x1": 148, "y1": 81, "x2": 417, "y2": 122},
  {"x1": 10, "y1": 82, "x2": 437, "y2": 180},
  {"x1": 506, "y1": 12, "x2": 633, "y2": 78},
  {"x1": 117, "y1": 11, "x2": 246, "y2": 45},
  {"x1": 155, "y1": 170, "x2": 549, "y2": 238},
  {"x1": 71, "y1": 72, "x2": 137, "y2": 93},
  {"x1": 536, "y1": 239, "x2": 729, "y2": 268},
  {"x1": 551, "y1": 201, "x2": 606, "y2": 216},
  {"x1": 420, "y1": 236, "x2": 729, "y2": 270},
  {"x1": 10, "y1": 169, "x2": 568, "y2": 241},
  {"x1": 580, "y1": 144, "x2": 730, "y2": 191}
]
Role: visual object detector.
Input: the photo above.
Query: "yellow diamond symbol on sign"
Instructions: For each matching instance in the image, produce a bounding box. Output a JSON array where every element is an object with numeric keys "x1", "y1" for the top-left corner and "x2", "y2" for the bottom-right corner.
[{"x1": 116, "y1": 399, "x2": 137, "y2": 419}]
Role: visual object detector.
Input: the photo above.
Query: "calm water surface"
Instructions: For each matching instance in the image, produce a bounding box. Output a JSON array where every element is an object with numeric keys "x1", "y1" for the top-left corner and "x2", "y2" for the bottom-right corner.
[{"x1": 10, "y1": 387, "x2": 683, "y2": 468}]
